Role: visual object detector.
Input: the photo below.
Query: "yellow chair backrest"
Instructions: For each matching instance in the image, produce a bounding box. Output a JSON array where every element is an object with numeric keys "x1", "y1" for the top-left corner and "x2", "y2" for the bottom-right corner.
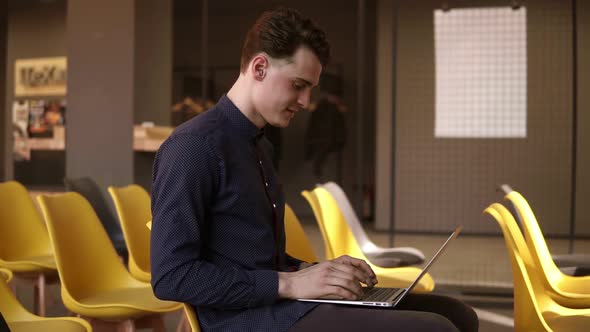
[
  {"x1": 0, "y1": 181, "x2": 53, "y2": 262},
  {"x1": 304, "y1": 187, "x2": 434, "y2": 292},
  {"x1": 284, "y1": 204, "x2": 318, "y2": 263},
  {"x1": 108, "y1": 184, "x2": 152, "y2": 280},
  {"x1": 308, "y1": 187, "x2": 367, "y2": 260},
  {"x1": 485, "y1": 203, "x2": 563, "y2": 332},
  {"x1": 506, "y1": 192, "x2": 561, "y2": 278},
  {"x1": 301, "y1": 189, "x2": 335, "y2": 259},
  {"x1": 37, "y1": 192, "x2": 135, "y2": 300},
  {"x1": 505, "y1": 191, "x2": 590, "y2": 288},
  {"x1": 506, "y1": 191, "x2": 590, "y2": 308},
  {"x1": 0, "y1": 268, "x2": 40, "y2": 322},
  {"x1": 183, "y1": 304, "x2": 201, "y2": 332}
]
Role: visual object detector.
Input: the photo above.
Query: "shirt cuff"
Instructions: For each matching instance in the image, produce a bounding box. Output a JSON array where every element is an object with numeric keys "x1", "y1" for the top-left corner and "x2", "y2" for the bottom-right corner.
[{"x1": 247, "y1": 269, "x2": 278, "y2": 307}]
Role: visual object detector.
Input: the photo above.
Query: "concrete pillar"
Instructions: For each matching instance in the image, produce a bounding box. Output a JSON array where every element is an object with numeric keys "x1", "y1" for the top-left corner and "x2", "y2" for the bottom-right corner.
[
  {"x1": 66, "y1": 0, "x2": 136, "y2": 189},
  {"x1": 67, "y1": 0, "x2": 171, "y2": 192},
  {"x1": 0, "y1": 2, "x2": 7, "y2": 181},
  {"x1": 133, "y1": 0, "x2": 172, "y2": 191},
  {"x1": 575, "y1": 0, "x2": 590, "y2": 235},
  {"x1": 134, "y1": 0, "x2": 172, "y2": 126},
  {"x1": 374, "y1": 0, "x2": 394, "y2": 231}
]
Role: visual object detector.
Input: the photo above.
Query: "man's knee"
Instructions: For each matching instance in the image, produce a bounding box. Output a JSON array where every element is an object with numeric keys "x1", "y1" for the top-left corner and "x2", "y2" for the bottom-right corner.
[
  {"x1": 417, "y1": 312, "x2": 460, "y2": 332},
  {"x1": 461, "y1": 304, "x2": 479, "y2": 331}
]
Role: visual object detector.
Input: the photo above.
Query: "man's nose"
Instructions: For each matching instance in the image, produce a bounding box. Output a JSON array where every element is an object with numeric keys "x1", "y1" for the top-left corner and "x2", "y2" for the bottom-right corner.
[{"x1": 298, "y1": 90, "x2": 312, "y2": 111}]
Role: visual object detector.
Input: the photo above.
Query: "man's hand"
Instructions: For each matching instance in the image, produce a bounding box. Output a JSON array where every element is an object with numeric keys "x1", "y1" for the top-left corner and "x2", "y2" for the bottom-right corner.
[{"x1": 278, "y1": 255, "x2": 378, "y2": 300}]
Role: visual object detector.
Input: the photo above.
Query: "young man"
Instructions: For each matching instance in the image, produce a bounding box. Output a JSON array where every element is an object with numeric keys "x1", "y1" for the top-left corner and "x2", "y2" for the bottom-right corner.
[{"x1": 150, "y1": 7, "x2": 478, "y2": 332}]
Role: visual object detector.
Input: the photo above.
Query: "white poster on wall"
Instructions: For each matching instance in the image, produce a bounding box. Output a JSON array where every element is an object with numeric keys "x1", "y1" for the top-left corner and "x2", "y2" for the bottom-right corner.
[{"x1": 434, "y1": 7, "x2": 527, "y2": 138}]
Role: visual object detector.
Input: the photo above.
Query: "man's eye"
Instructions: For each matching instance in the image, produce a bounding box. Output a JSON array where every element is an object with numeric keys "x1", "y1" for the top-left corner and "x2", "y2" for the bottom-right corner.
[{"x1": 293, "y1": 82, "x2": 304, "y2": 90}]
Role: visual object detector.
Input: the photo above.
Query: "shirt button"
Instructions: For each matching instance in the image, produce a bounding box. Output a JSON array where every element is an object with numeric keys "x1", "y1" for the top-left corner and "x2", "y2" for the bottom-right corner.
[
  {"x1": 265, "y1": 182, "x2": 269, "y2": 187},
  {"x1": 272, "y1": 203, "x2": 277, "y2": 208}
]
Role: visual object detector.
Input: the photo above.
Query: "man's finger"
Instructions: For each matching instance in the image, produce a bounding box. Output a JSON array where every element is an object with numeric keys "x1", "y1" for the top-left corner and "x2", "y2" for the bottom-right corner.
[
  {"x1": 324, "y1": 276, "x2": 363, "y2": 298},
  {"x1": 345, "y1": 257, "x2": 378, "y2": 284},
  {"x1": 329, "y1": 261, "x2": 369, "y2": 284},
  {"x1": 334, "y1": 256, "x2": 377, "y2": 285}
]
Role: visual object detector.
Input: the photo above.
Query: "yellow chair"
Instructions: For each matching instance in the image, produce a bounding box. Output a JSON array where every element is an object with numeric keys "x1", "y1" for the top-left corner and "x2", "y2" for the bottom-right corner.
[
  {"x1": 0, "y1": 267, "x2": 13, "y2": 282},
  {"x1": 284, "y1": 204, "x2": 318, "y2": 263},
  {"x1": 321, "y1": 182, "x2": 425, "y2": 267},
  {"x1": 37, "y1": 192, "x2": 181, "y2": 331},
  {"x1": 0, "y1": 267, "x2": 92, "y2": 332},
  {"x1": 302, "y1": 188, "x2": 435, "y2": 292},
  {"x1": 0, "y1": 181, "x2": 58, "y2": 316},
  {"x1": 497, "y1": 184, "x2": 590, "y2": 275},
  {"x1": 108, "y1": 185, "x2": 152, "y2": 283},
  {"x1": 506, "y1": 191, "x2": 590, "y2": 308},
  {"x1": 484, "y1": 203, "x2": 590, "y2": 331},
  {"x1": 301, "y1": 189, "x2": 335, "y2": 260},
  {"x1": 182, "y1": 304, "x2": 201, "y2": 332}
]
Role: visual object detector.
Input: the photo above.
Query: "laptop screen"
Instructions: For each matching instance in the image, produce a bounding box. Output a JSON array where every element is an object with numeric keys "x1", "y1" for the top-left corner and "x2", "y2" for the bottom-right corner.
[{"x1": 403, "y1": 226, "x2": 463, "y2": 295}]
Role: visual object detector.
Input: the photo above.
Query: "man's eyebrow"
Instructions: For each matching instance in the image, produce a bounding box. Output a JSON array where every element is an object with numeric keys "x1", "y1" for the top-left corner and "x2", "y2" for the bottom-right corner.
[{"x1": 296, "y1": 77, "x2": 315, "y2": 87}]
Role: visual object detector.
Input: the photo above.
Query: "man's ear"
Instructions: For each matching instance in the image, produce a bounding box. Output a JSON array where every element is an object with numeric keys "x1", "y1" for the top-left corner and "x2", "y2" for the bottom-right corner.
[{"x1": 251, "y1": 54, "x2": 269, "y2": 81}]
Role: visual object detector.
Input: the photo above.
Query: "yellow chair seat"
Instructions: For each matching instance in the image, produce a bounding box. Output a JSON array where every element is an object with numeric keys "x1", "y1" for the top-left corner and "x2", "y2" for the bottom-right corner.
[
  {"x1": 8, "y1": 319, "x2": 90, "y2": 332},
  {"x1": 1, "y1": 255, "x2": 56, "y2": 272},
  {"x1": 546, "y1": 315, "x2": 590, "y2": 331},
  {"x1": 1, "y1": 268, "x2": 91, "y2": 332},
  {"x1": 128, "y1": 269, "x2": 151, "y2": 283},
  {"x1": 68, "y1": 286, "x2": 180, "y2": 319}
]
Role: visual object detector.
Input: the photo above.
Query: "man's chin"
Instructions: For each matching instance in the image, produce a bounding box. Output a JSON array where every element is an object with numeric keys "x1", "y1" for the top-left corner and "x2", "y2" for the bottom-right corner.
[{"x1": 269, "y1": 119, "x2": 290, "y2": 128}]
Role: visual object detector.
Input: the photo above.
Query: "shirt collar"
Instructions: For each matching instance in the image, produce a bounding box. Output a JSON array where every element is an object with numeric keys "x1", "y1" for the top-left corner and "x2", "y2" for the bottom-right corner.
[{"x1": 218, "y1": 95, "x2": 264, "y2": 142}]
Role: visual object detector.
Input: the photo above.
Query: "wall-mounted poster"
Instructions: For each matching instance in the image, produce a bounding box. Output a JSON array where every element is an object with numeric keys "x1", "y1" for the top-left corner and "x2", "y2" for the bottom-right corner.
[
  {"x1": 15, "y1": 56, "x2": 67, "y2": 97},
  {"x1": 27, "y1": 99, "x2": 66, "y2": 138},
  {"x1": 13, "y1": 100, "x2": 29, "y2": 137},
  {"x1": 12, "y1": 100, "x2": 31, "y2": 161},
  {"x1": 434, "y1": 7, "x2": 527, "y2": 138}
]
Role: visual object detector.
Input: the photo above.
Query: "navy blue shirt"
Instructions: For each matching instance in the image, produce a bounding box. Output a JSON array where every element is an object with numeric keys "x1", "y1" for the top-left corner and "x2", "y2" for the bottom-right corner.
[{"x1": 150, "y1": 96, "x2": 317, "y2": 332}]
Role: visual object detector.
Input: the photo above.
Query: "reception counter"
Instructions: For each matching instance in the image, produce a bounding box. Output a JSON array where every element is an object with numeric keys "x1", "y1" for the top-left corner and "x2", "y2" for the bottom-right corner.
[
  {"x1": 15, "y1": 125, "x2": 174, "y2": 189},
  {"x1": 25, "y1": 125, "x2": 173, "y2": 152}
]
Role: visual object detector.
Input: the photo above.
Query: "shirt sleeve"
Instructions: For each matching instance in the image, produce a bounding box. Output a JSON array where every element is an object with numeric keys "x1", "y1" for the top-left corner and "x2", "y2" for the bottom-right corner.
[{"x1": 150, "y1": 134, "x2": 278, "y2": 309}]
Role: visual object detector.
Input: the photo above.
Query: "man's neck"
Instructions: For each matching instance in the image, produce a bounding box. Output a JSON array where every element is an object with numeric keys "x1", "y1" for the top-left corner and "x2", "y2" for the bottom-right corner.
[{"x1": 227, "y1": 75, "x2": 266, "y2": 128}]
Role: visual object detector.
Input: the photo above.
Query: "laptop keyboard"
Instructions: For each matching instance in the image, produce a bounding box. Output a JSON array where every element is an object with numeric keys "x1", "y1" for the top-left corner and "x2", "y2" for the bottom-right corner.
[{"x1": 361, "y1": 287, "x2": 400, "y2": 302}]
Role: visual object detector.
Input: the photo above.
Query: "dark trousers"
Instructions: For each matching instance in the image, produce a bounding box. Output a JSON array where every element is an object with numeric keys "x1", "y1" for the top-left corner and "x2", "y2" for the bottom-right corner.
[{"x1": 289, "y1": 294, "x2": 478, "y2": 332}]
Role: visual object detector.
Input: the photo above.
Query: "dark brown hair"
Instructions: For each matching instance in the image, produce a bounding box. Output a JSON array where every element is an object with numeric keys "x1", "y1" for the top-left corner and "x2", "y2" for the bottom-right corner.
[{"x1": 240, "y1": 7, "x2": 330, "y2": 72}]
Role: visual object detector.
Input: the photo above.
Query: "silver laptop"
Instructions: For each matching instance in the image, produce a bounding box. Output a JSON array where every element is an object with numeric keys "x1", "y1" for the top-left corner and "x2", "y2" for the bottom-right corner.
[{"x1": 297, "y1": 226, "x2": 462, "y2": 308}]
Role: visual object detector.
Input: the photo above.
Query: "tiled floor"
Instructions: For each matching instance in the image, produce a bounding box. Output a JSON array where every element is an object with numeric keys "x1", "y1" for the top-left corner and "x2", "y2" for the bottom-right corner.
[{"x1": 8, "y1": 218, "x2": 590, "y2": 331}]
